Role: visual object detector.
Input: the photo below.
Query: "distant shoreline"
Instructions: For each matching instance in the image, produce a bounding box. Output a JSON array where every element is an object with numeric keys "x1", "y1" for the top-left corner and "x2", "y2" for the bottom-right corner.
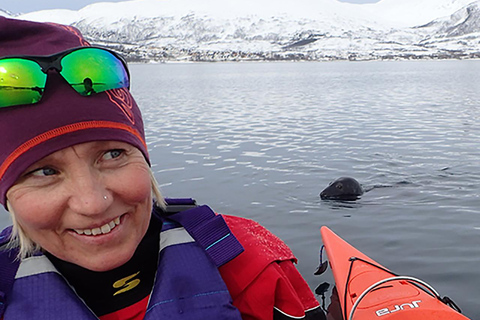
[{"x1": 88, "y1": 41, "x2": 480, "y2": 63}]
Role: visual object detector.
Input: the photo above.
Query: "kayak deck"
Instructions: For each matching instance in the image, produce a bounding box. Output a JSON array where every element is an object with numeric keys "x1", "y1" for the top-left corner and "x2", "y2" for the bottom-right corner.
[{"x1": 320, "y1": 226, "x2": 470, "y2": 320}]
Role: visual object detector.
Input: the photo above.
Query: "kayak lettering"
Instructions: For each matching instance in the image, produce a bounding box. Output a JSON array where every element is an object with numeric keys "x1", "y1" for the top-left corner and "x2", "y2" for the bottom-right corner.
[{"x1": 375, "y1": 300, "x2": 422, "y2": 316}]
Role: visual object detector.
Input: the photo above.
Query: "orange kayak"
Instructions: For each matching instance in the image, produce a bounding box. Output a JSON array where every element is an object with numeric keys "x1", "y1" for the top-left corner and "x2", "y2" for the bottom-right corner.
[{"x1": 320, "y1": 226, "x2": 471, "y2": 320}]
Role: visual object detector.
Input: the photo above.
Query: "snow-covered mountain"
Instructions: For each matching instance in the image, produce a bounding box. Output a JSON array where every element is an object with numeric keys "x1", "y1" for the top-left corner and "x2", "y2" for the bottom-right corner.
[
  {"x1": 4, "y1": 0, "x2": 480, "y2": 61},
  {"x1": 0, "y1": 8, "x2": 15, "y2": 17},
  {"x1": 417, "y1": 1, "x2": 480, "y2": 37}
]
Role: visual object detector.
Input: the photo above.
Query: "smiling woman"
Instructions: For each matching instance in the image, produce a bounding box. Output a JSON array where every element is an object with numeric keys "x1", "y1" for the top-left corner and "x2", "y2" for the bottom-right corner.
[{"x1": 0, "y1": 17, "x2": 326, "y2": 320}]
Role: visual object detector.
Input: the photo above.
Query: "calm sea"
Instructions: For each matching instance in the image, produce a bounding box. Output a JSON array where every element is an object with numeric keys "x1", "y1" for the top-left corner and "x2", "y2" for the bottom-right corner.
[{"x1": 1, "y1": 60, "x2": 479, "y2": 318}]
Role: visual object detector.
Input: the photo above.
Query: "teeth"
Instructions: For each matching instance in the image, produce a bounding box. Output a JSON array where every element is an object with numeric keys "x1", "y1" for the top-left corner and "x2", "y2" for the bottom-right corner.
[
  {"x1": 101, "y1": 224, "x2": 111, "y2": 234},
  {"x1": 74, "y1": 217, "x2": 121, "y2": 236}
]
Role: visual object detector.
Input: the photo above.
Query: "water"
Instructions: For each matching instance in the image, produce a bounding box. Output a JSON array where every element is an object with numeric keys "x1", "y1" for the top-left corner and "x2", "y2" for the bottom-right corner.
[{"x1": 2, "y1": 60, "x2": 480, "y2": 318}]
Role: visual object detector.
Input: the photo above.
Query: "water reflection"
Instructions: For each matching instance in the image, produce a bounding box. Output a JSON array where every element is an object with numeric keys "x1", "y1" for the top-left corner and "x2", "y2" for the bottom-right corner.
[
  {"x1": 0, "y1": 61, "x2": 479, "y2": 318},
  {"x1": 131, "y1": 60, "x2": 480, "y2": 318}
]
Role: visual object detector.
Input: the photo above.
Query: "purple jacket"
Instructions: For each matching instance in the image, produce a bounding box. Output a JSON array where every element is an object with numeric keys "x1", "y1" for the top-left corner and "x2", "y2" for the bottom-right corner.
[{"x1": 1, "y1": 201, "x2": 244, "y2": 319}]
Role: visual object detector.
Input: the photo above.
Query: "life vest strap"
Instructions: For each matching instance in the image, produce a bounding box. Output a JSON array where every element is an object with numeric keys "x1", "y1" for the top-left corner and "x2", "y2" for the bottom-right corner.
[
  {"x1": 157, "y1": 199, "x2": 244, "y2": 267},
  {"x1": 163, "y1": 198, "x2": 198, "y2": 213}
]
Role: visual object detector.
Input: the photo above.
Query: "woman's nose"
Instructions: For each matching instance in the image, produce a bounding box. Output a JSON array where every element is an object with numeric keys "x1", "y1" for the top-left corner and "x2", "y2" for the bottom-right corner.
[{"x1": 66, "y1": 168, "x2": 111, "y2": 216}]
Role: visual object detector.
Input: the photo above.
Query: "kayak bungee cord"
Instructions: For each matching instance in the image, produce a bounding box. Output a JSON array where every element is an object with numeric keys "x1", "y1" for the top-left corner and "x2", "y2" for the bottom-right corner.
[
  {"x1": 348, "y1": 276, "x2": 440, "y2": 320},
  {"x1": 342, "y1": 257, "x2": 398, "y2": 320},
  {"x1": 341, "y1": 256, "x2": 462, "y2": 320}
]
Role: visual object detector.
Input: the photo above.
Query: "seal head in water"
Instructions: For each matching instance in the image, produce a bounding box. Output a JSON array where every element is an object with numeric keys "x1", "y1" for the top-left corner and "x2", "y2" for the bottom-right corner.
[{"x1": 320, "y1": 177, "x2": 364, "y2": 201}]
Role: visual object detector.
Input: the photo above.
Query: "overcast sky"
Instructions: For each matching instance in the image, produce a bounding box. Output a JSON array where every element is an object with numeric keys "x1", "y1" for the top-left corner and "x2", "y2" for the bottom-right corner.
[{"x1": 2, "y1": 0, "x2": 380, "y2": 14}]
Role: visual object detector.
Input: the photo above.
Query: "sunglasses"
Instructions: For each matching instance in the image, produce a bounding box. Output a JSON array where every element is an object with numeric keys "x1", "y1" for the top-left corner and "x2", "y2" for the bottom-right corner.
[{"x1": 0, "y1": 46, "x2": 130, "y2": 108}]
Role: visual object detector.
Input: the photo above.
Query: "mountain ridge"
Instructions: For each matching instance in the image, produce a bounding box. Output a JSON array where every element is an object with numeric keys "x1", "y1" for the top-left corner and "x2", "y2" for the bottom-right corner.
[{"x1": 3, "y1": 0, "x2": 480, "y2": 62}]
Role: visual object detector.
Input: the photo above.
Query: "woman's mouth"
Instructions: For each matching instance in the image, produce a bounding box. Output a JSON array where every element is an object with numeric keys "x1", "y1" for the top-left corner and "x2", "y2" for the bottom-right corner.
[{"x1": 73, "y1": 217, "x2": 121, "y2": 236}]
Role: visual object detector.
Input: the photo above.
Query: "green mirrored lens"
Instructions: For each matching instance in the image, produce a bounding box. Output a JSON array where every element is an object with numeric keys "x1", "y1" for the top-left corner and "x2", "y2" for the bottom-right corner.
[
  {"x1": 60, "y1": 48, "x2": 129, "y2": 96},
  {"x1": 0, "y1": 59, "x2": 46, "y2": 108}
]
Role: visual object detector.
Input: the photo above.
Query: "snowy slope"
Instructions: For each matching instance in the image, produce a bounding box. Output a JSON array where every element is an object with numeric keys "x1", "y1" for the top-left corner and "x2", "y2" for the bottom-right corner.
[
  {"x1": 371, "y1": 0, "x2": 476, "y2": 26},
  {"x1": 417, "y1": 1, "x2": 480, "y2": 36},
  {"x1": 0, "y1": 9, "x2": 14, "y2": 17},
  {"x1": 6, "y1": 0, "x2": 480, "y2": 61},
  {"x1": 19, "y1": 0, "x2": 477, "y2": 27}
]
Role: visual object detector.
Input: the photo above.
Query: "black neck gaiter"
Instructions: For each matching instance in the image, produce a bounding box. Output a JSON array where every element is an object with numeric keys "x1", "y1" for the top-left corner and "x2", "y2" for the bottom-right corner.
[{"x1": 46, "y1": 216, "x2": 161, "y2": 317}]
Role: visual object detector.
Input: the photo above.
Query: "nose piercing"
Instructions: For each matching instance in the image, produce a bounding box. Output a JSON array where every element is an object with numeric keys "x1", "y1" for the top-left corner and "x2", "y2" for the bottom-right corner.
[{"x1": 104, "y1": 195, "x2": 108, "y2": 200}]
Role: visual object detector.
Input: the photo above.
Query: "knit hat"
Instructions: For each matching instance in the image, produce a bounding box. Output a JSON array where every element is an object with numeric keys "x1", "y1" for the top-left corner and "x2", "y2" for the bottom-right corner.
[{"x1": 0, "y1": 17, "x2": 149, "y2": 207}]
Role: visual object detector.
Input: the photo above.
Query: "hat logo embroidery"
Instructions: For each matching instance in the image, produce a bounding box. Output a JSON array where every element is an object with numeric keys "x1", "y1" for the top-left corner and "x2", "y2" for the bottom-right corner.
[
  {"x1": 106, "y1": 88, "x2": 135, "y2": 125},
  {"x1": 48, "y1": 23, "x2": 91, "y2": 47}
]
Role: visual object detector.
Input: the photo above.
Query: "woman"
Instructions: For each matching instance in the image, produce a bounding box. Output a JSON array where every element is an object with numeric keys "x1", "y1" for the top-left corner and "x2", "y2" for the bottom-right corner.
[{"x1": 0, "y1": 17, "x2": 325, "y2": 320}]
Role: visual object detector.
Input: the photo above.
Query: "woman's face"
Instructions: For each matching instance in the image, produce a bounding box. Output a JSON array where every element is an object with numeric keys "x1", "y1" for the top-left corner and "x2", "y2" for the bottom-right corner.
[{"x1": 6, "y1": 141, "x2": 152, "y2": 272}]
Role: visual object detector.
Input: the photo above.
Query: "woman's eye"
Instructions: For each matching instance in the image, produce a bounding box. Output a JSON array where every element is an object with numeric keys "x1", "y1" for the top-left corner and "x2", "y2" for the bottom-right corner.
[
  {"x1": 103, "y1": 149, "x2": 124, "y2": 160},
  {"x1": 31, "y1": 167, "x2": 58, "y2": 177}
]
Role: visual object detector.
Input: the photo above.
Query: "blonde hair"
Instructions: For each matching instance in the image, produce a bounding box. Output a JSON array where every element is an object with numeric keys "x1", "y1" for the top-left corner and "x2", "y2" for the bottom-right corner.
[{"x1": 7, "y1": 169, "x2": 165, "y2": 260}]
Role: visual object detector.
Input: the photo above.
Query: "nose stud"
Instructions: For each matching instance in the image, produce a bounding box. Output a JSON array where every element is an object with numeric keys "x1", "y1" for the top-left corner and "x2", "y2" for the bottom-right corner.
[{"x1": 104, "y1": 195, "x2": 108, "y2": 200}]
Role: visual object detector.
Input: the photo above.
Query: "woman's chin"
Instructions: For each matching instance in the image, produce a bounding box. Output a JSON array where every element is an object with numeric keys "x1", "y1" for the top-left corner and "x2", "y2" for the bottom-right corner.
[{"x1": 73, "y1": 250, "x2": 135, "y2": 272}]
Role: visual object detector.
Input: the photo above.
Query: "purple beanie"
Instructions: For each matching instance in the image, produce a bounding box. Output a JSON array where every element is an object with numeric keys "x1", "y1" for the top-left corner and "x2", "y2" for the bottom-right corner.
[{"x1": 0, "y1": 17, "x2": 149, "y2": 206}]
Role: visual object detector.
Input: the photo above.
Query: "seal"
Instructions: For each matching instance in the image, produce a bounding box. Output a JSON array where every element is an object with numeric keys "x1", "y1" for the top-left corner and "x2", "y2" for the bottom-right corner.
[{"x1": 320, "y1": 177, "x2": 364, "y2": 201}]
